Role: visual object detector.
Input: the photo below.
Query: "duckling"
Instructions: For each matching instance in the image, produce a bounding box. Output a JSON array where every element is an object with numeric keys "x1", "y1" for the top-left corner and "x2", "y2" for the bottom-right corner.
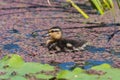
[{"x1": 46, "y1": 26, "x2": 89, "y2": 52}]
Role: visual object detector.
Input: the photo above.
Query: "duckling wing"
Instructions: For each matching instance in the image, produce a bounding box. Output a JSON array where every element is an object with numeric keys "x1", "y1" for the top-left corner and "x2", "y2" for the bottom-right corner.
[
  {"x1": 61, "y1": 39, "x2": 87, "y2": 47},
  {"x1": 66, "y1": 39, "x2": 87, "y2": 51},
  {"x1": 57, "y1": 39, "x2": 87, "y2": 51}
]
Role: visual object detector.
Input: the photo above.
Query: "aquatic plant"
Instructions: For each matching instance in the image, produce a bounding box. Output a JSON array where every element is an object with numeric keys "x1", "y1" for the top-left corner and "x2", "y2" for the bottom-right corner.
[
  {"x1": 0, "y1": 54, "x2": 54, "y2": 80},
  {"x1": 57, "y1": 63, "x2": 120, "y2": 80},
  {"x1": 0, "y1": 54, "x2": 120, "y2": 80},
  {"x1": 47, "y1": 0, "x2": 118, "y2": 17},
  {"x1": 66, "y1": 0, "x2": 89, "y2": 19},
  {"x1": 117, "y1": 0, "x2": 120, "y2": 9}
]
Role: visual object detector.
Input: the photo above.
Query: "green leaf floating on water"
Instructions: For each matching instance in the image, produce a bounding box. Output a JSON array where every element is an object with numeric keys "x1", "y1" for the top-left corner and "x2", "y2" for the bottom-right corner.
[
  {"x1": 91, "y1": 63, "x2": 111, "y2": 69},
  {"x1": 73, "y1": 67, "x2": 84, "y2": 74},
  {"x1": 16, "y1": 62, "x2": 54, "y2": 75},
  {"x1": 0, "y1": 54, "x2": 54, "y2": 80},
  {"x1": 36, "y1": 74, "x2": 53, "y2": 79},
  {"x1": 0, "y1": 54, "x2": 120, "y2": 80},
  {"x1": 11, "y1": 76, "x2": 27, "y2": 80},
  {"x1": 7, "y1": 54, "x2": 24, "y2": 68},
  {"x1": 0, "y1": 54, "x2": 24, "y2": 68},
  {"x1": 57, "y1": 70, "x2": 74, "y2": 79},
  {"x1": 57, "y1": 64, "x2": 120, "y2": 80}
]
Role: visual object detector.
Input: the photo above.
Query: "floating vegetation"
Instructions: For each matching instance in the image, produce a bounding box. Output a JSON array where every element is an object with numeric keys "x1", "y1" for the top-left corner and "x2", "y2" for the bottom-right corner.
[
  {"x1": 0, "y1": 54, "x2": 120, "y2": 80},
  {"x1": 0, "y1": 54, "x2": 54, "y2": 80}
]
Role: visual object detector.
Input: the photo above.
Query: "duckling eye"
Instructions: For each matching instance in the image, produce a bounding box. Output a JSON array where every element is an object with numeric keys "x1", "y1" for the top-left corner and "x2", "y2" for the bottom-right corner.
[
  {"x1": 48, "y1": 30, "x2": 53, "y2": 33},
  {"x1": 49, "y1": 30, "x2": 59, "y2": 33},
  {"x1": 50, "y1": 30, "x2": 55, "y2": 33}
]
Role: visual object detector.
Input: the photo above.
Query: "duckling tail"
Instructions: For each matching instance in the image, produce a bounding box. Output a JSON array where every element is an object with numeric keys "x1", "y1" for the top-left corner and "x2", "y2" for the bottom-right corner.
[{"x1": 79, "y1": 42, "x2": 91, "y2": 50}]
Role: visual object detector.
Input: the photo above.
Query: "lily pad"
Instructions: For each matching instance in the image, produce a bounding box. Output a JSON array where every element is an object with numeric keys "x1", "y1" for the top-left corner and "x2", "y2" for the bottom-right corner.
[
  {"x1": 16, "y1": 62, "x2": 54, "y2": 75},
  {"x1": 11, "y1": 76, "x2": 27, "y2": 80},
  {"x1": 57, "y1": 64, "x2": 120, "y2": 80},
  {"x1": 0, "y1": 54, "x2": 24, "y2": 68},
  {"x1": 36, "y1": 74, "x2": 53, "y2": 79}
]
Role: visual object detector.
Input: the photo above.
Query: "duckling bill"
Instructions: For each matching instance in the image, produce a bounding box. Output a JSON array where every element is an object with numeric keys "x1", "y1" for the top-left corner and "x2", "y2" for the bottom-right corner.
[{"x1": 46, "y1": 26, "x2": 89, "y2": 52}]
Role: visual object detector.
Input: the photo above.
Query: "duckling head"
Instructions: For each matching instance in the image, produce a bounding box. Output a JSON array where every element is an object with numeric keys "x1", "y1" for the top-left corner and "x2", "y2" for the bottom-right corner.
[{"x1": 48, "y1": 26, "x2": 63, "y2": 40}]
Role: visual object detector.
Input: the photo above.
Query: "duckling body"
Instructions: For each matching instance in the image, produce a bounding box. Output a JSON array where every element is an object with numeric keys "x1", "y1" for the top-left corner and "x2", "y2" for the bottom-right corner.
[{"x1": 46, "y1": 26, "x2": 88, "y2": 52}]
